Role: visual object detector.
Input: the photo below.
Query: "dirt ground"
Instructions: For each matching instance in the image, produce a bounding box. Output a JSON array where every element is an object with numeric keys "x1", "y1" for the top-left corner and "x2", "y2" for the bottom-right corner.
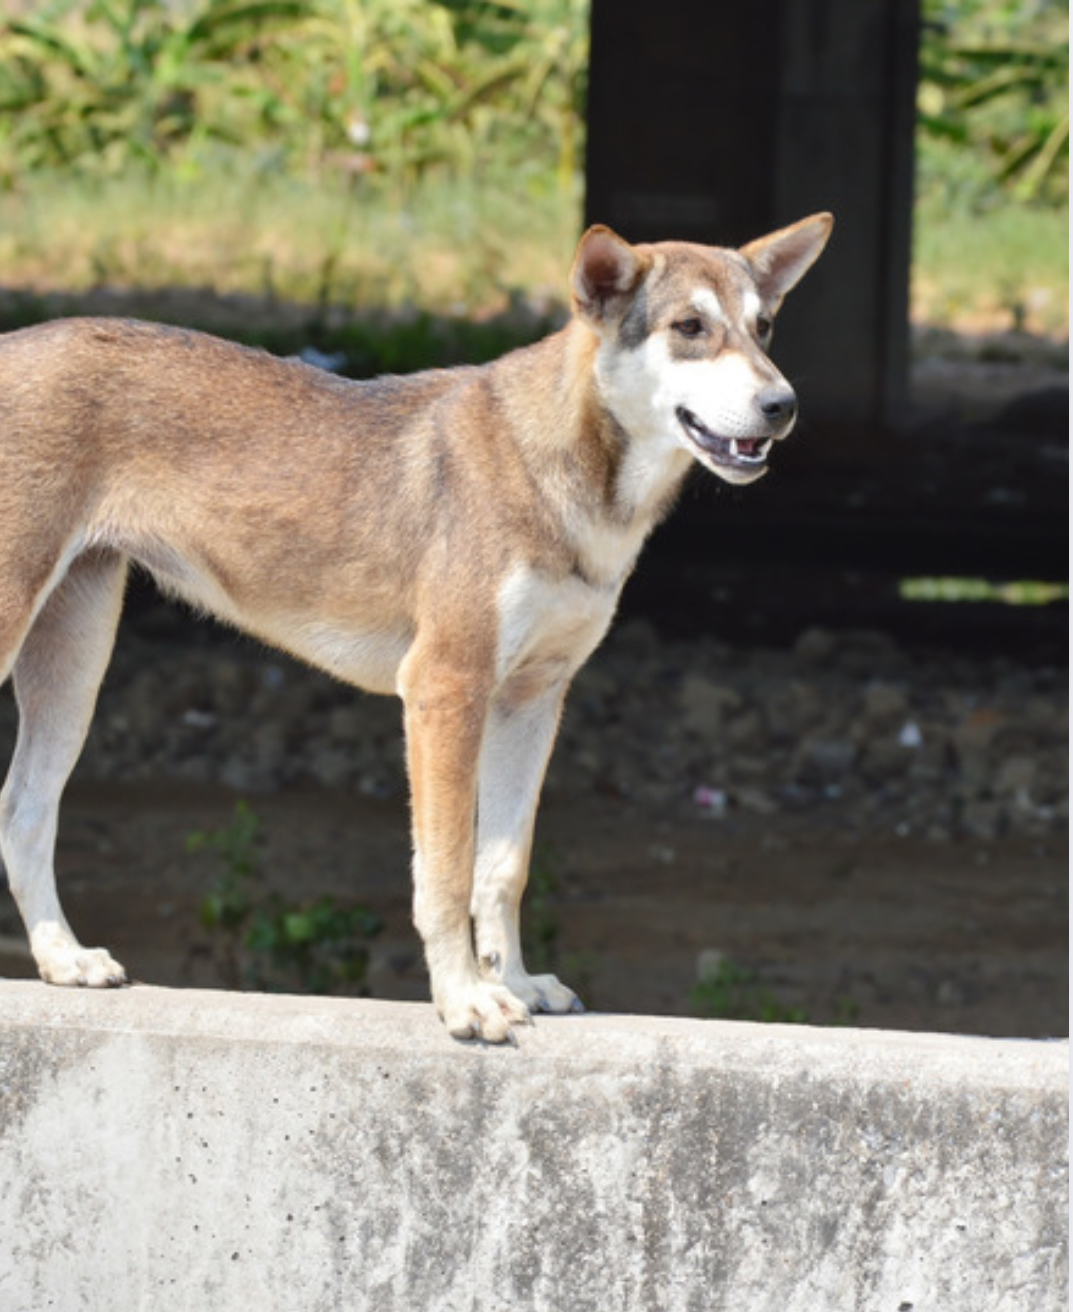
[{"x1": 0, "y1": 776, "x2": 1065, "y2": 1041}]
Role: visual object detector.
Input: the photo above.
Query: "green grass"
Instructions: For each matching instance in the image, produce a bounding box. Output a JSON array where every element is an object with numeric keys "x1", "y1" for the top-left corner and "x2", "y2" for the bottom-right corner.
[
  {"x1": 0, "y1": 0, "x2": 1064, "y2": 347},
  {"x1": 913, "y1": 171, "x2": 1069, "y2": 335},
  {"x1": 6, "y1": 162, "x2": 1065, "y2": 344},
  {"x1": 0, "y1": 163, "x2": 582, "y2": 319},
  {"x1": 900, "y1": 577, "x2": 1069, "y2": 606}
]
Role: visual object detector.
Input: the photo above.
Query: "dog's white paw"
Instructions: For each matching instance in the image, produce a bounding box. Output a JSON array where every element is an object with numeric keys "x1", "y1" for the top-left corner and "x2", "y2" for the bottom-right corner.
[
  {"x1": 37, "y1": 945, "x2": 128, "y2": 988},
  {"x1": 441, "y1": 980, "x2": 532, "y2": 1044},
  {"x1": 507, "y1": 971, "x2": 584, "y2": 1015}
]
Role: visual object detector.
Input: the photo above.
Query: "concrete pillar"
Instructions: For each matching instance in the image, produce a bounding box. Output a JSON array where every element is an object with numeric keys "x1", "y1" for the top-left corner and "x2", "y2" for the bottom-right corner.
[{"x1": 585, "y1": 0, "x2": 920, "y2": 431}]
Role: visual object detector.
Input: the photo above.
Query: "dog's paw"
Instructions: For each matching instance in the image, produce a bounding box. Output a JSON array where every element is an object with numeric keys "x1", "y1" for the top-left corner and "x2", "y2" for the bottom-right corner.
[
  {"x1": 441, "y1": 980, "x2": 532, "y2": 1044},
  {"x1": 508, "y1": 971, "x2": 584, "y2": 1016},
  {"x1": 37, "y1": 945, "x2": 128, "y2": 989}
]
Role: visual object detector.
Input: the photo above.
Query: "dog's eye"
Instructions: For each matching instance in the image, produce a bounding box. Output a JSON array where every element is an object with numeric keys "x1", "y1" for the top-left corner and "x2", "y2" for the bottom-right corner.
[
  {"x1": 756, "y1": 317, "x2": 773, "y2": 339},
  {"x1": 672, "y1": 318, "x2": 705, "y2": 338}
]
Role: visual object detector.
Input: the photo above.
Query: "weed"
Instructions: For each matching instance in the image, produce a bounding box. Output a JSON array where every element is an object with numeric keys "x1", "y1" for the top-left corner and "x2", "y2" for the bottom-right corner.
[
  {"x1": 0, "y1": 2, "x2": 1064, "y2": 339},
  {"x1": 522, "y1": 844, "x2": 562, "y2": 976},
  {"x1": 919, "y1": 0, "x2": 1068, "y2": 208},
  {"x1": 521, "y1": 843, "x2": 598, "y2": 1003},
  {"x1": 188, "y1": 800, "x2": 381, "y2": 995},
  {"x1": 0, "y1": 0, "x2": 589, "y2": 190},
  {"x1": 691, "y1": 956, "x2": 809, "y2": 1025},
  {"x1": 691, "y1": 955, "x2": 864, "y2": 1027}
]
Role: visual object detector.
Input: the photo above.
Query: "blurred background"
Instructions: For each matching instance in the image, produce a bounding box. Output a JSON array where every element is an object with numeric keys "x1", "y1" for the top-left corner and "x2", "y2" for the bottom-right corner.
[{"x1": 0, "y1": 0, "x2": 1067, "y2": 1036}]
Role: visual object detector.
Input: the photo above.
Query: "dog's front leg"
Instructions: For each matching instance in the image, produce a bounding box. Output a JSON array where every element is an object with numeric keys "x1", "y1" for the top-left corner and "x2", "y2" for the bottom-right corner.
[
  {"x1": 401, "y1": 657, "x2": 531, "y2": 1042},
  {"x1": 472, "y1": 681, "x2": 582, "y2": 1015}
]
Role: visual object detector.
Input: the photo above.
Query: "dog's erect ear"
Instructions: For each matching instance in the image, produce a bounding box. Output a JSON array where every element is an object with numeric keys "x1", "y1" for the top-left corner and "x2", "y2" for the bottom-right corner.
[
  {"x1": 571, "y1": 225, "x2": 649, "y2": 322},
  {"x1": 739, "y1": 212, "x2": 834, "y2": 307}
]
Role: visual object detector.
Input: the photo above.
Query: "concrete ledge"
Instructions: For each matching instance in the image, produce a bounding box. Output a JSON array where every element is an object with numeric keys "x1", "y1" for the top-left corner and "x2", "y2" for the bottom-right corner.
[{"x1": 1, "y1": 982, "x2": 1066, "y2": 1312}]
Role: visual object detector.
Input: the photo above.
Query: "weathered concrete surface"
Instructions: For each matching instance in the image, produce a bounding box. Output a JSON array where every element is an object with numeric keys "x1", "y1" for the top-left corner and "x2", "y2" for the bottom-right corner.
[{"x1": 0, "y1": 983, "x2": 1066, "y2": 1312}]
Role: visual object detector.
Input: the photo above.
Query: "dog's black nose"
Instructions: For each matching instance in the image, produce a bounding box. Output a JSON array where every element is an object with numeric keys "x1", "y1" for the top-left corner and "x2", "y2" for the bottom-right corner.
[{"x1": 758, "y1": 387, "x2": 797, "y2": 425}]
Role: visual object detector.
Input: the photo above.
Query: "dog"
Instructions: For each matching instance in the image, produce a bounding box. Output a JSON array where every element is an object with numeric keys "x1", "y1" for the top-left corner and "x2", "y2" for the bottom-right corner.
[{"x1": 0, "y1": 214, "x2": 832, "y2": 1041}]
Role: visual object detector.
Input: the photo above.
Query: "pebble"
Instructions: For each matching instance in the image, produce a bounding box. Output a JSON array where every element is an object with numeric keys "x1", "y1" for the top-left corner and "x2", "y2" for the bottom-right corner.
[{"x1": 0, "y1": 620, "x2": 1064, "y2": 842}]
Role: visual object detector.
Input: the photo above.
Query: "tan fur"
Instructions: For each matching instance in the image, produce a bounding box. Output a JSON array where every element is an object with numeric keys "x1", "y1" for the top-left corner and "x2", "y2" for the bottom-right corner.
[{"x1": 0, "y1": 215, "x2": 831, "y2": 1041}]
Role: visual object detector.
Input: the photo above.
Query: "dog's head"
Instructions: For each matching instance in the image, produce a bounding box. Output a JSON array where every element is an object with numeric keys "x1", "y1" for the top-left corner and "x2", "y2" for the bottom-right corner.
[{"x1": 571, "y1": 214, "x2": 833, "y2": 486}]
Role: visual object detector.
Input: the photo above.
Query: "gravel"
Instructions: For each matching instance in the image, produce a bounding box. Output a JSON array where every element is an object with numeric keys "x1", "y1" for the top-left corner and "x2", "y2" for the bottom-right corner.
[{"x1": 1, "y1": 617, "x2": 1066, "y2": 843}]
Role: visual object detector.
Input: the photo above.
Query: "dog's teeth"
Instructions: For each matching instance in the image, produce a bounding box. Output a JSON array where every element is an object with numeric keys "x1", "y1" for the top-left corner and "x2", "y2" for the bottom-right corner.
[{"x1": 730, "y1": 439, "x2": 740, "y2": 457}]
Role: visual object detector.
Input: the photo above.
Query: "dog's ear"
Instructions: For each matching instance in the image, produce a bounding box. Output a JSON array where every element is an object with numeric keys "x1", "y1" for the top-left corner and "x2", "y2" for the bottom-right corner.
[
  {"x1": 571, "y1": 225, "x2": 649, "y2": 322},
  {"x1": 739, "y1": 212, "x2": 834, "y2": 307}
]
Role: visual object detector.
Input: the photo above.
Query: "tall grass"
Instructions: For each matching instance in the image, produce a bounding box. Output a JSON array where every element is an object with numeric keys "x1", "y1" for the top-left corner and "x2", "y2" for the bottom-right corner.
[
  {"x1": 0, "y1": 0, "x2": 1066, "y2": 338},
  {"x1": 913, "y1": 0, "x2": 1068, "y2": 334},
  {"x1": 912, "y1": 187, "x2": 1068, "y2": 335},
  {"x1": 0, "y1": 0, "x2": 588, "y2": 189},
  {"x1": 0, "y1": 162, "x2": 582, "y2": 316},
  {"x1": 0, "y1": 0, "x2": 588, "y2": 326}
]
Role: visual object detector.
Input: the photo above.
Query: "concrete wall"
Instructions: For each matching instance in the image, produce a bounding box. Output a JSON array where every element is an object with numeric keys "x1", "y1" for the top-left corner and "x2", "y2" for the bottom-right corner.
[{"x1": 1, "y1": 982, "x2": 1066, "y2": 1312}]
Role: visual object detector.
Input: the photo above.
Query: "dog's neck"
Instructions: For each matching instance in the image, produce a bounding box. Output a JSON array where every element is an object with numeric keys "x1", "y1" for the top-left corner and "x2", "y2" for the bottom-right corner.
[{"x1": 502, "y1": 320, "x2": 692, "y2": 589}]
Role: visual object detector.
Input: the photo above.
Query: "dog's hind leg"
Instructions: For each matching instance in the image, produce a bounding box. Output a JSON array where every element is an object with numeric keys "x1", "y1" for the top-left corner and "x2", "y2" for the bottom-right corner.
[
  {"x1": 1, "y1": 549, "x2": 129, "y2": 986},
  {"x1": 472, "y1": 680, "x2": 583, "y2": 1015}
]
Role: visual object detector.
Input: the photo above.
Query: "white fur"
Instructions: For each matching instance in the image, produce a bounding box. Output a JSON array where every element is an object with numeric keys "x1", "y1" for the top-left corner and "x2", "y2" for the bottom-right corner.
[
  {"x1": 493, "y1": 564, "x2": 616, "y2": 688},
  {"x1": 741, "y1": 289, "x2": 764, "y2": 328},
  {"x1": 691, "y1": 287, "x2": 730, "y2": 327},
  {"x1": 290, "y1": 620, "x2": 412, "y2": 694},
  {"x1": 472, "y1": 687, "x2": 578, "y2": 1014},
  {"x1": 597, "y1": 333, "x2": 773, "y2": 467},
  {"x1": 672, "y1": 351, "x2": 773, "y2": 440},
  {"x1": 1, "y1": 551, "x2": 128, "y2": 986}
]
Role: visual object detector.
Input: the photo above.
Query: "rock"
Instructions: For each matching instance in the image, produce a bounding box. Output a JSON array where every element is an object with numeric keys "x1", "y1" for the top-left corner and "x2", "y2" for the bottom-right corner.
[
  {"x1": 251, "y1": 723, "x2": 286, "y2": 769},
  {"x1": 30, "y1": 613, "x2": 1062, "y2": 843},
  {"x1": 735, "y1": 786, "x2": 778, "y2": 815},
  {"x1": 219, "y1": 758, "x2": 260, "y2": 792},
  {"x1": 725, "y1": 709, "x2": 764, "y2": 750},
  {"x1": 858, "y1": 740, "x2": 913, "y2": 785},
  {"x1": 960, "y1": 801, "x2": 1003, "y2": 841},
  {"x1": 763, "y1": 680, "x2": 822, "y2": 741},
  {"x1": 952, "y1": 707, "x2": 1006, "y2": 760},
  {"x1": 327, "y1": 706, "x2": 365, "y2": 742},
  {"x1": 793, "y1": 627, "x2": 836, "y2": 664},
  {"x1": 678, "y1": 676, "x2": 742, "y2": 738},
  {"x1": 861, "y1": 682, "x2": 909, "y2": 730},
  {"x1": 310, "y1": 748, "x2": 355, "y2": 788},
  {"x1": 992, "y1": 755, "x2": 1037, "y2": 798},
  {"x1": 795, "y1": 737, "x2": 857, "y2": 786},
  {"x1": 695, "y1": 947, "x2": 727, "y2": 982}
]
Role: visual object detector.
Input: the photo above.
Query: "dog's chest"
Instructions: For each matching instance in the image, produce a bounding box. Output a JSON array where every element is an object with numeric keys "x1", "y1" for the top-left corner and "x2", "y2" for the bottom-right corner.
[{"x1": 494, "y1": 565, "x2": 617, "y2": 698}]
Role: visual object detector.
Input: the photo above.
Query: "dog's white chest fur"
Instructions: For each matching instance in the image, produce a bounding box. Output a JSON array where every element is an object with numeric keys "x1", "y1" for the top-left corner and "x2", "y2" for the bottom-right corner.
[{"x1": 494, "y1": 565, "x2": 616, "y2": 697}]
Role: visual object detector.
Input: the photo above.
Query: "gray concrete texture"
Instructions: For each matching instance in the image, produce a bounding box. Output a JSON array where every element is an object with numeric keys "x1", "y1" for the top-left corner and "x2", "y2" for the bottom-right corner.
[{"x1": 0, "y1": 982, "x2": 1067, "y2": 1312}]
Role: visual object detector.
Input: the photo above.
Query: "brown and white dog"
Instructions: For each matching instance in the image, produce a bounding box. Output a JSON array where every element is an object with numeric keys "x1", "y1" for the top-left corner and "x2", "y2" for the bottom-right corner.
[{"x1": 0, "y1": 214, "x2": 831, "y2": 1041}]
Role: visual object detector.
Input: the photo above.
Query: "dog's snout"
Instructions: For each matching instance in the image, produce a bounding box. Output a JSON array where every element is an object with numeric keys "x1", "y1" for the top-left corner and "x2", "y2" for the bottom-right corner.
[{"x1": 757, "y1": 386, "x2": 797, "y2": 426}]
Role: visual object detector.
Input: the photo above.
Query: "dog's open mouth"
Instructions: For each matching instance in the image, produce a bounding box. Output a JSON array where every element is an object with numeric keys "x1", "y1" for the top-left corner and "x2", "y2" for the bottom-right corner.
[{"x1": 676, "y1": 407, "x2": 772, "y2": 471}]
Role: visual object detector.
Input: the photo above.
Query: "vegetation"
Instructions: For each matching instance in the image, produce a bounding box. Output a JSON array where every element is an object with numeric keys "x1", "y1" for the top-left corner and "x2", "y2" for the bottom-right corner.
[
  {"x1": 521, "y1": 845, "x2": 597, "y2": 1004},
  {"x1": 691, "y1": 956, "x2": 809, "y2": 1026},
  {"x1": 691, "y1": 955, "x2": 861, "y2": 1027},
  {"x1": 0, "y1": 0, "x2": 588, "y2": 189},
  {"x1": 918, "y1": 0, "x2": 1067, "y2": 208},
  {"x1": 900, "y1": 576, "x2": 1068, "y2": 606},
  {"x1": 914, "y1": 0, "x2": 1068, "y2": 332},
  {"x1": 188, "y1": 801, "x2": 382, "y2": 995},
  {"x1": 0, "y1": 1, "x2": 1065, "y2": 343}
]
